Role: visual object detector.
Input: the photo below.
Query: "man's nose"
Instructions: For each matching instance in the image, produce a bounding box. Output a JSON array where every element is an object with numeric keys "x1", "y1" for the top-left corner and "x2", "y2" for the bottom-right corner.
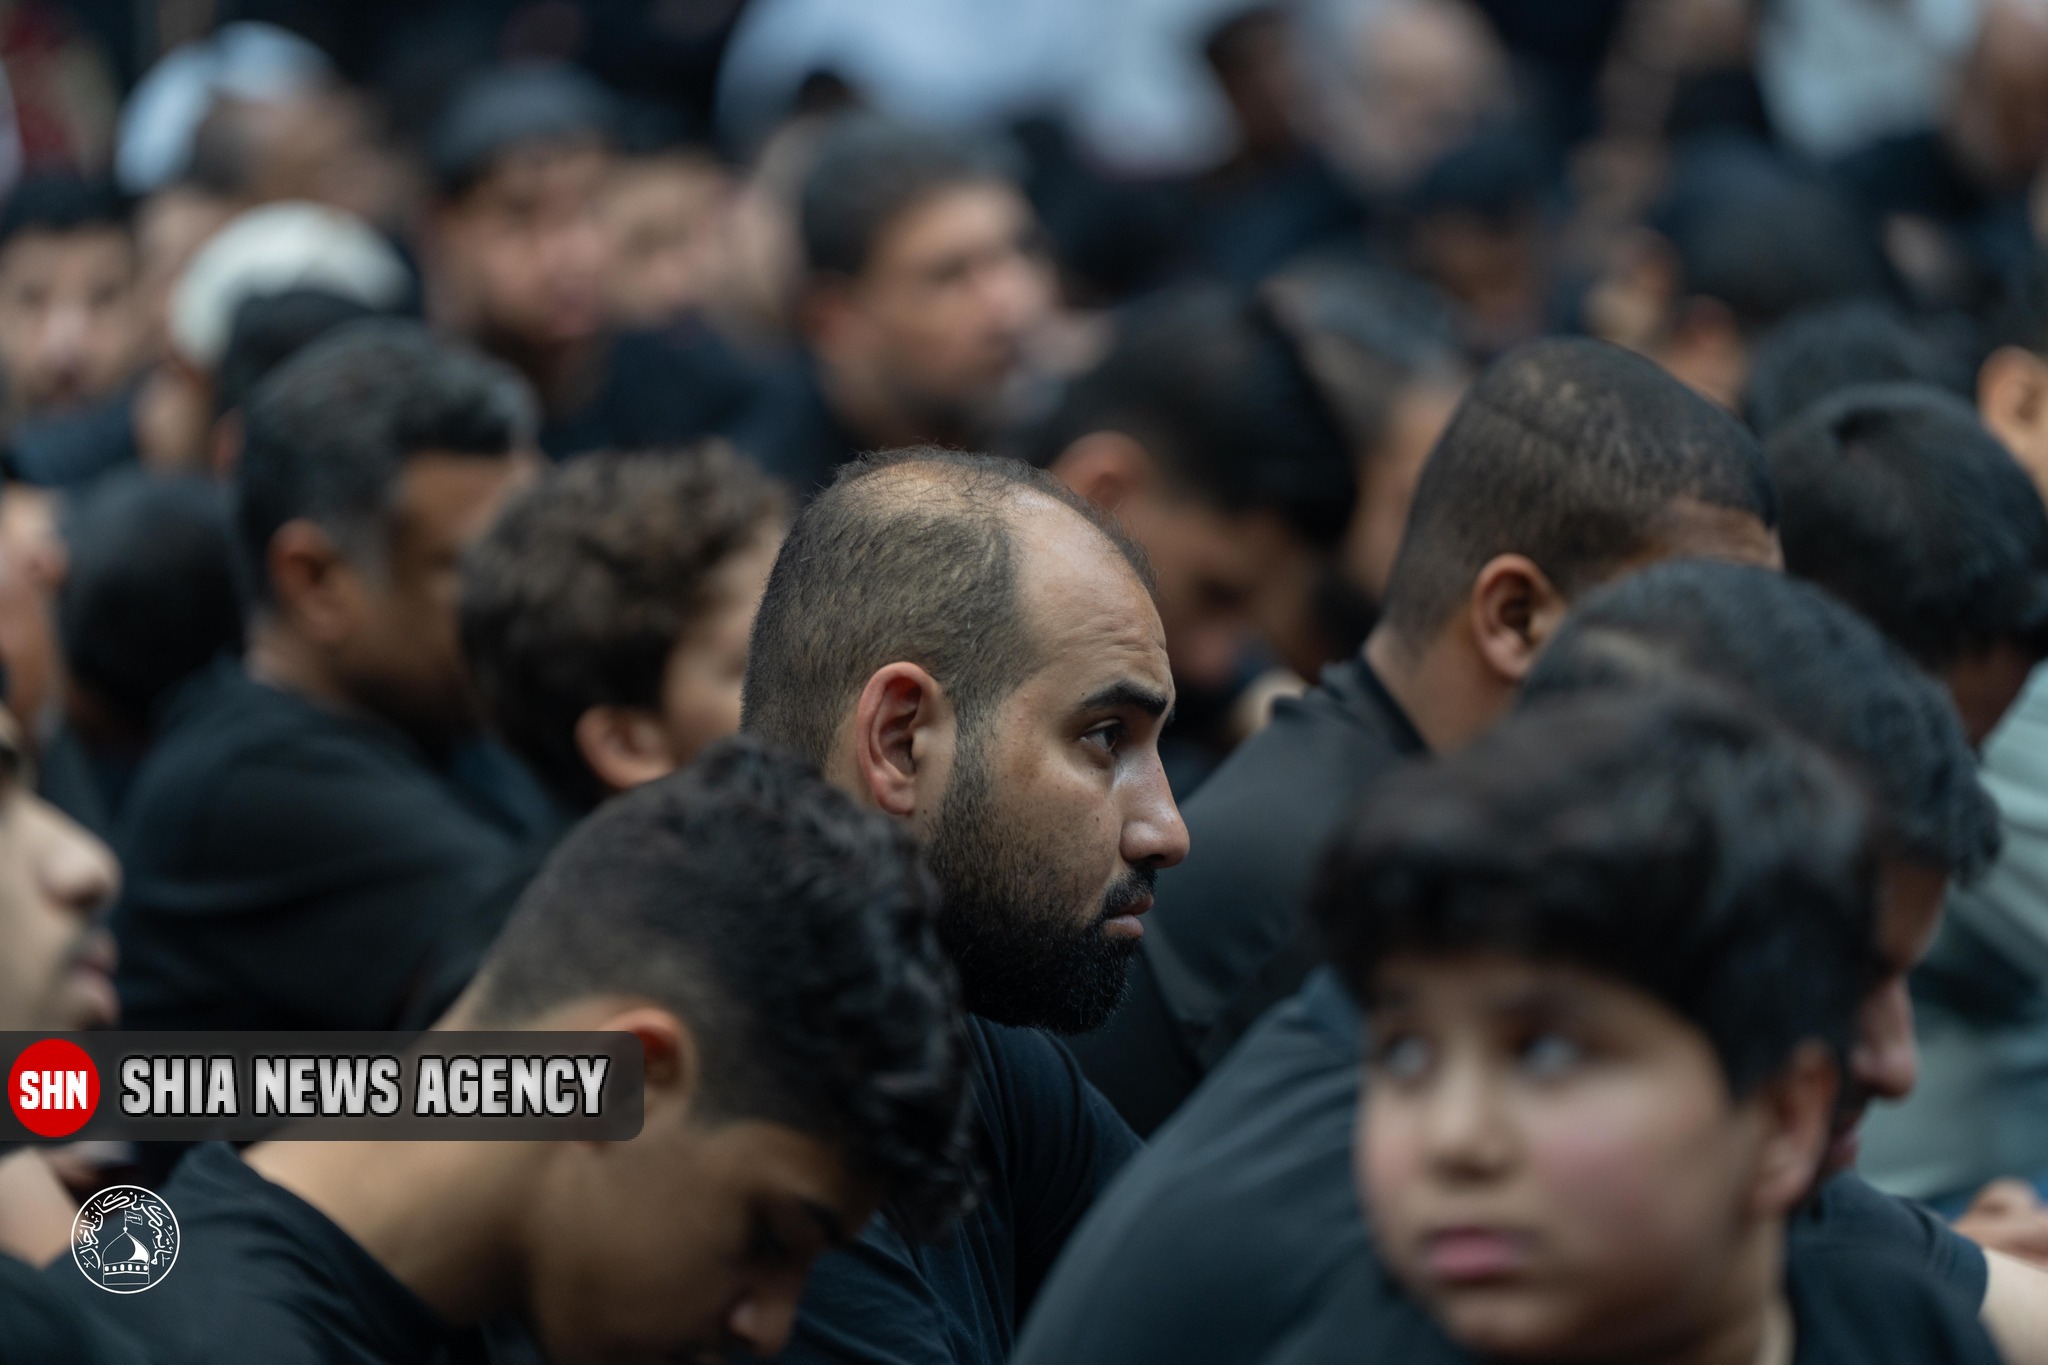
[
  {"x1": 726, "y1": 1283, "x2": 802, "y2": 1357},
  {"x1": 1121, "y1": 761, "x2": 1189, "y2": 871},
  {"x1": 1850, "y1": 978, "x2": 1920, "y2": 1103},
  {"x1": 36, "y1": 799, "x2": 119, "y2": 921}
]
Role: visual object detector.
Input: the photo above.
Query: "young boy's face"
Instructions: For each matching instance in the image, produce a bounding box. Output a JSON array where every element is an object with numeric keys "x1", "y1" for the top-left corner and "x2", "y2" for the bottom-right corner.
[{"x1": 1359, "y1": 952, "x2": 1829, "y2": 1361}]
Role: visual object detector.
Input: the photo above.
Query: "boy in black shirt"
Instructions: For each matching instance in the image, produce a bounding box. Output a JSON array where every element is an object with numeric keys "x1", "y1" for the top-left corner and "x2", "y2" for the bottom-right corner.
[
  {"x1": 1320, "y1": 690, "x2": 2000, "y2": 1365},
  {"x1": 461, "y1": 443, "x2": 787, "y2": 815},
  {"x1": 113, "y1": 323, "x2": 538, "y2": 1030},
  {"x1": 64, "y1": 738, "x2": 976, "y2": 1365}
]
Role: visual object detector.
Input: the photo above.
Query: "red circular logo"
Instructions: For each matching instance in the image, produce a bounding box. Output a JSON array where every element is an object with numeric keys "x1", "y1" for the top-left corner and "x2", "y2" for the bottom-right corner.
[{"x1": 9, "y1": 1039, "x2": 99, "y2": 1138}]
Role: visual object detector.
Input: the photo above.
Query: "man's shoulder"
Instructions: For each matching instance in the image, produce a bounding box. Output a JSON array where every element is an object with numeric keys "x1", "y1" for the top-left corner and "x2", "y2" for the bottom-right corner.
[
  {"x1": 1788, "y1": 1235, "x2": 2003, "y2": 1365},
  {"x1": 1014, "y1": 984, "x2": 1371, "y2": 1365},
  {"x1": 1796, "y1": 1173, "x2": 1988, "y2": 1308},
  {"x1": 64, "y1": 1146, "x2": 451, "y2": 1365},
  {"x1": 0, "y1": 1252, "x2": 152, "y2": 1365}
]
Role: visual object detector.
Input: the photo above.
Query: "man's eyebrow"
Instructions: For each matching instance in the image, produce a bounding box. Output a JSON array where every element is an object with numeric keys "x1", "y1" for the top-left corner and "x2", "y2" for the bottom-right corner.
[{"x1": 1079, "y1": 680, "x2": 1173, "y2": 722}]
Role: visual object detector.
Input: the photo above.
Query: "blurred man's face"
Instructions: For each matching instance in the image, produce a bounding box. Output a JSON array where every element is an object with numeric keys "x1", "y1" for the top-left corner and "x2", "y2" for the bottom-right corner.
[
  {"x1": 602, "y1": 154, "x2": 732, "y2": 330},
  {"x1": 339, "y1": 453, "x2": 535, "y2": 745},
  {"x1": 0, "y1": 705, "x2": 120, "y2": 1031},
  {"x1": 815, "y1": 183, "x2": 1050, "y2": 437},
  {"x1": 528, "y1": 1106, "x2": 874, "y2": 1362},
  {"x1": 1825, "y1": 859, "x2": 1946, "y2": 1174},
  {"x1": 1117, "y1": 489, "x2": 1299, "y2": 695},
  {"x1": 1317, "y1": 0, "x2": 1506, "y2": 193},
  {"x1": 437, "y1": 140, "x2": 614, "y2": 349},
  {"x1": 0, "y1": 226, "x2": 142, "y2": 416},
  {"x1": 922, "y1": 504, "x2": 1189, "y2": 1033}
]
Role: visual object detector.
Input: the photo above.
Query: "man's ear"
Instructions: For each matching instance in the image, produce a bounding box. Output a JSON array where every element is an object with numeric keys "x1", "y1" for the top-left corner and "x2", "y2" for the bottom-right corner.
[
  {"x1": 574, "y1": 705, "x2": 682, "y2": 795},
  {"x1": 1979, "y1": 346, "x2": 2048, "y2": 469},
  {"x1": 1049, "y1": 431, "x2": 1153, "y2": 515},
  {"x1": 1660, "y1": 296, "x2": 1747, "y2": 410},
  {"x1": 1745, "y1": 1041, "x2": 1839, "y2": 1219},
  {"x1": 266, "y1": 519, "x2": 362, "y2": 645},
  {"x1": 598, "y1": 1004, "x2": 701, "y2": 1122},
  {"x1": 1468, "y1": 553, "x2": 1569, "y2": 685},
  {"x1": 847, "y1": 662, "x2": 957, "y2": 824},
  {"x1": 799, "y1": 276, "x2": 863, "y2": 358}
]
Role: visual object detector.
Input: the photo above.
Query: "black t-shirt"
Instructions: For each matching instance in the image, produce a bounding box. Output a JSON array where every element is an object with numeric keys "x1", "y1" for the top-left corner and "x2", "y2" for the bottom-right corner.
[
  {"x1": 1257, "y1": 1235, "x2": 1999, "y2": 1365},
  {"x1": 724, "y1": 352, "x2": 868, "y2": 501},
  {"x1": 1066, "y1": 655, "x2": 1426, "y2": 1133},
  {"x1": 113, "y1": 661, "x2": 527, "y2": 1030},
  {"x1": 0, "y1": 1252, "x2": 152, "y2": 1365},
  {"x1": 45, "y1": 1144, "x2": 502, "y2": 1365},
  {"x1": 773, "y1": 1017, "x2": 1140, "y2": 1365},
  {"x1": 1013, "y1": 968, "x2": 1991, "y2": 1365},
  {"x1": 538, "y1": 323, "x2": 757, "y2": 462}
]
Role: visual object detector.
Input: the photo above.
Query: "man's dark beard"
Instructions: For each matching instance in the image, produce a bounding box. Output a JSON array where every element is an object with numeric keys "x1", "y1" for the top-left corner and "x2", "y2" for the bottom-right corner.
[{"x1": 923, "y1": 740, "x2": 1154, "y2": 1034}]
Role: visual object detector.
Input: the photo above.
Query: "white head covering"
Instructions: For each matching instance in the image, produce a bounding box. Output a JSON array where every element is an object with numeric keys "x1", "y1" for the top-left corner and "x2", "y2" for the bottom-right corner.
[
  {"x1": 115, "y1": 22, "x2": 332, "y2": 195},
  {"x1": 168, "y1": 201, "x2": 410, "y2": 371}
]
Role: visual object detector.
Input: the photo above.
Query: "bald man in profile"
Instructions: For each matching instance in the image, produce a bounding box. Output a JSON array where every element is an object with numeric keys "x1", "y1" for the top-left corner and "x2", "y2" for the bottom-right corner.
[{"x1": 740, "y1": 447, "x2": 1190, "y2": 1365}]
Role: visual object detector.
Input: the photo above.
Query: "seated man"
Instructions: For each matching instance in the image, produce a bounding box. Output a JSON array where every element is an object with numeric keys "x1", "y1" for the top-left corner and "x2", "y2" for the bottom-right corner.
[
  {"x1": 0, "y1": 696, "x2": 136, "y2": 1363},
  {"x1": 1023, "y1": 282, "x2": 1356, "y2": 790},
  {"x1": 1766, "y1": 382, "x2": 2048, "y2": 743},
  {"x1": 728, "y1": 115, "x2": 1052, "y2": 497},
  {"x1": 1305, "y1": 688, "x2": 1999, "y2": 1364},
  {"x1": 462, "y1": 442, "x2": 787, "y2": 816},
  {"x1": 63, "y1": 737, "x2": 976, "y2": 1365},
  {"x1": 1067, "y1": 336, "x2": 1781, "y2": 1134},
  {"x1": 423, "y1": 64, "x2": 756, "y2": 460},
  {"x1": 112, "y1": 322, "x2": 538, "y2": 1031},
  {"x1": 1016, "y1": 562, "x2": 2038, "y2": 1365},
  {"x1": 741, "y1": 448, "x2": 1187, "y2": 1363}
]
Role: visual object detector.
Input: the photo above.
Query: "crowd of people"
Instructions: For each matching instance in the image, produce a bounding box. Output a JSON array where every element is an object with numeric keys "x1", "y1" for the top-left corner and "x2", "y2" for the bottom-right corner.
[{"x1": 6, "y1": 0, "x2": 2048, "y2": 1361}]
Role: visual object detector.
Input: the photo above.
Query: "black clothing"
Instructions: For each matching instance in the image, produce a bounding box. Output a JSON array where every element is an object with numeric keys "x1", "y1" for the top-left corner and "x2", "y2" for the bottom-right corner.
[
  {"x1": 0, "y1": 1253, "x2": 151, "y2": 1365},
  {"x1": 1014, "y1": 967, "x2": 1990, "y2": 1365},
  {"x1": 48, "y1": 1143, "x2": 492, "y2": 1365},
  {"x1": 1832, "y1": 131, "x2": 2036, "y2": 294},
  {"x1": 537, "y1": 323, "x2": 756, "y2": 461},
  {"x1": 1257, "y1": 1235, "x2": 2000, "y2": 1365},
  {"x1": 774, "y1": 1017, "x2": 1140, "y2": 1365},
  {"x1": 8, "y1": 389, "x2": 138, "y2": 489},
  {"x1": 725, "y1": 352, "x2": 867, "y2": 500},
  {"x1": 1066, "y1": 654, "x2": 1426, "y2": 1133},
  {"x1": 112, "y1": 661, "x2": 526, "y2": 1030}
]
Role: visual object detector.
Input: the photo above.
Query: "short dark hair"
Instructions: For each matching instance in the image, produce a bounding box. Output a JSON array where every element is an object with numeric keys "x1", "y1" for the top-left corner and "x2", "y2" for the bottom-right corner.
[
  {"x1": 463, "y1": 445, "x2": 788, "y2": 809},
  {"x1": 1746, "y1": 302, "x2": 1967, "y2": 437},
  {"x1": 1523, "y1": 559, "x2": 2000, "y2": 880},
  {"x1": 1654, "y1": 141, "x2": 1893, "y2": 334},
  {"x1": 1022, "y1": 283, "x2": 1356, "y2": 546},
  {"x1": 430, "y1": 63, "x2": 620, "y2": 199},
  {"x1": 235, "y1": 321, "x2": 533, "y2": 609},
  {"x1": 215, "y1": 288, "x2": 384, "y2": 419},
  {"x1": 0, "y1": 175, "x2": 129, "y2": 251},
  {"x1": 1262, "y1": 253, "x2": 1467, "y2": 461},
  {"x1": 1766, "y1": 382, "x2": 2048, "y2": 668},
  {"x1": 742, "y1": 448, "x2": 1151, "y2": 767},
  {"x1": 800, "y1": 114, "x2": 1013, "y2": 278},
  {"x1": 1317, "y1": 689, "x2": 1878, "y2": 1096},
  {"x1": 58, "y1": 472, "x2": 243, "y2": 729},
  {"x1": 471, "y1": 735, "x2": 977, "y2": 1232},
  {"x1": 1380, "y1": 336, "x2": 1776, "y2": 641}
]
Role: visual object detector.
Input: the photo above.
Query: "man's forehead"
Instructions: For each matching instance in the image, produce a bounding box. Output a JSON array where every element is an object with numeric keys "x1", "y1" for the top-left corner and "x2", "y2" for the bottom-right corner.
[{"x1": 1010, "y1": 500, "x2": 1169, "y2": 685}]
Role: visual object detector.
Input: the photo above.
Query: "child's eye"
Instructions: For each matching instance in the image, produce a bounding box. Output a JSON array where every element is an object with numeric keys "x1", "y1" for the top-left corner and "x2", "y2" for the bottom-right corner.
[
  {"x1": 1518, "y1": 1032, "x2": 1584, "y2": 1079},
  {"x1": 1372, "y1": 1033, "x2": 1434, "y2": 1082}
]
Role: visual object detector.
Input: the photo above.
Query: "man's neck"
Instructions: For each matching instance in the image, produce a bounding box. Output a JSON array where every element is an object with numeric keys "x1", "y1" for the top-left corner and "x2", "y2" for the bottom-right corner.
[
  {"x1": 245, "y1": 624, "x2": 356, "y2": 717},
  {"x1": 475, "y1": 325, "x2": 605, "y2": 416},
  {"x1": 814, "y1": 353, "x2": 964, "y2": 452},
  {"x1": 247, "y1": 1138, "x2": 531, "y2": 1325},
  {"x1": 1362, "y1": 623, "x2": 1511, "y2": 754}
]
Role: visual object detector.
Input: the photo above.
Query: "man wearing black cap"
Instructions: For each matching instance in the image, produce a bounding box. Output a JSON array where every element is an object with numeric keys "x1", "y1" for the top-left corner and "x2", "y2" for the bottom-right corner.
[{"x1": 422, "y1": 64, "x2": 755, "y2": 460}]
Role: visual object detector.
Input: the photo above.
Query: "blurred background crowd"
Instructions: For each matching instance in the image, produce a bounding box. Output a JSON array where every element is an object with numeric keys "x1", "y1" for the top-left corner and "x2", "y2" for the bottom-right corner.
[{"x1": 6, "y1": 0, "x2": 2048, "y2": 1216}]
